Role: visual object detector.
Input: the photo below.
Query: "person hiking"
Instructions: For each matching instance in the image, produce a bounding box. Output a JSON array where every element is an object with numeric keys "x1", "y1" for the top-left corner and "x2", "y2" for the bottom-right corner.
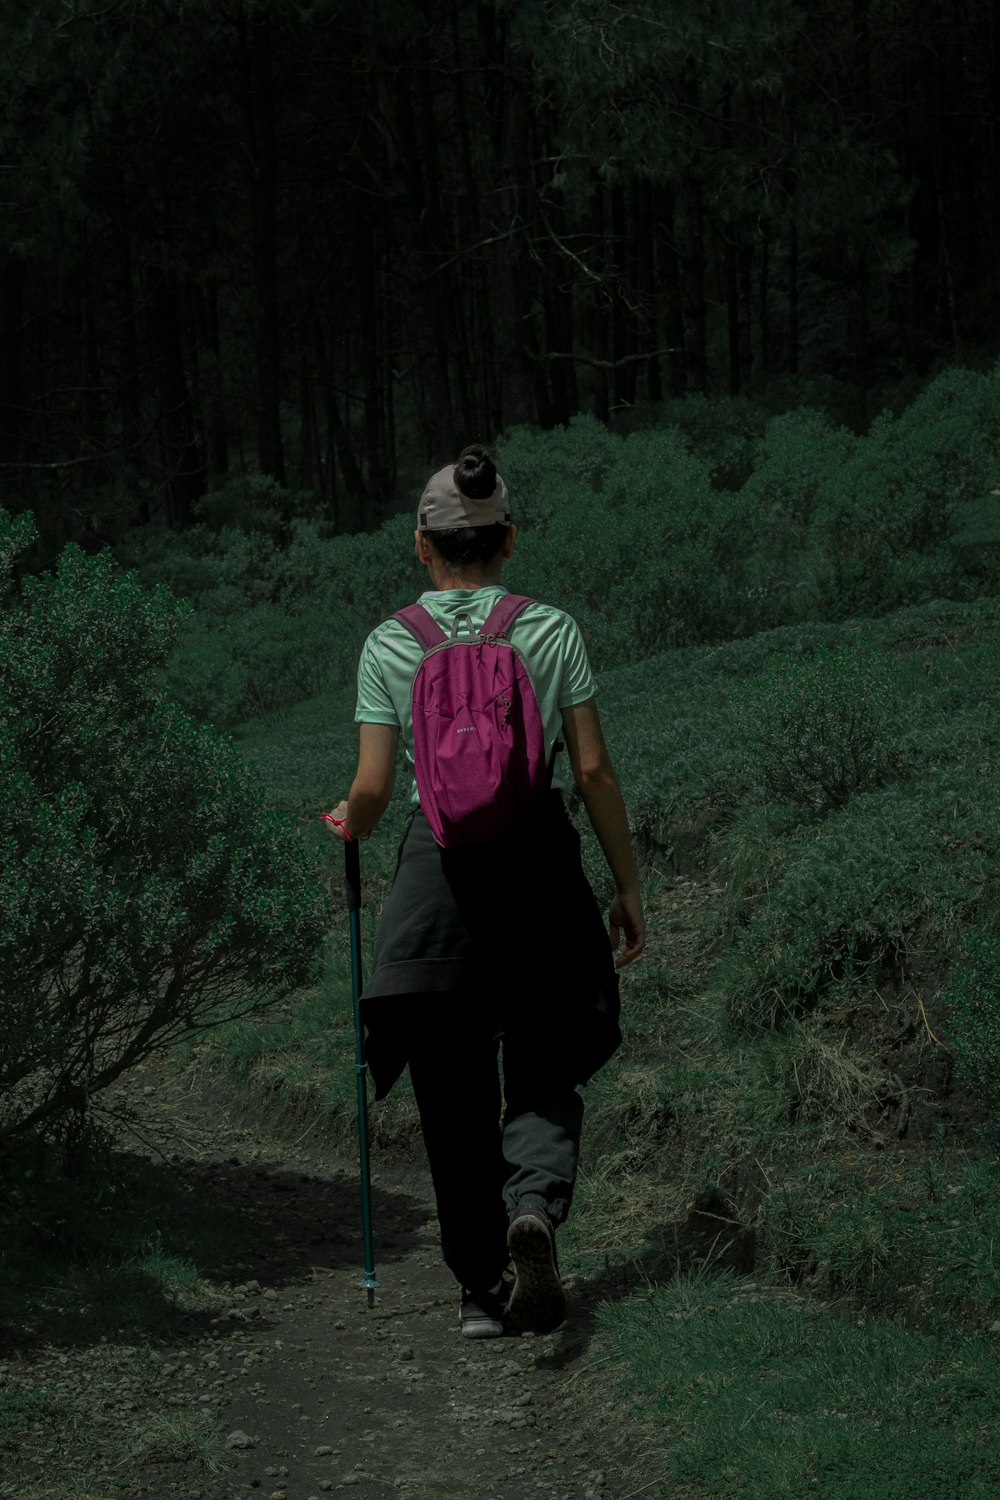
[{"x1": 324, "y1": 444, "x2": 645, "y2": 1339}]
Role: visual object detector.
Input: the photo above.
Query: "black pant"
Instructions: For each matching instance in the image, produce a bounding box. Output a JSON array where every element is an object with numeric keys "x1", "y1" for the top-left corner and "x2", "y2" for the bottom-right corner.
[{"x1": 403, "y1": 998, "x2": 584, "y2": 1293}]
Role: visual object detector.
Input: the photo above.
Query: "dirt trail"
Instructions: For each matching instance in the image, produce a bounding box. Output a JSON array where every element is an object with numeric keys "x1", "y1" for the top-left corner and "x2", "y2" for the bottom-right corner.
[{"x1": 5, "y1": 1062, "x2": 664, "y2": 1500}]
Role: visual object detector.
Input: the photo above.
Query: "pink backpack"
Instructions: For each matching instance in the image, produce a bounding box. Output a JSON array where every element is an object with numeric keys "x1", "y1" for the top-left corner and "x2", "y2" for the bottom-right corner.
[{"x1": 393, "y1": 594, "x2": 549, "y2": 847}]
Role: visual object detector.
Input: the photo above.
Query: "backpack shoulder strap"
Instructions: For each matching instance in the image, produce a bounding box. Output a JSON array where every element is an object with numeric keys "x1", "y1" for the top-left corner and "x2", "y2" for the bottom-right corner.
[
  {"x1": 393, "y1": 602, "x2": 448, "y2": 651},
  {"x1": 480, "y1": 593, "x2": 535, "y2": 640}
]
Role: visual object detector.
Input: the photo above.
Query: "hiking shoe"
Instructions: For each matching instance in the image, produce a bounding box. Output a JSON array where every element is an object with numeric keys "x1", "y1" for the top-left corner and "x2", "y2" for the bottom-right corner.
[
  {"x1": 459, "y1": 1283, "x2": 506, "y2": 1339},
  {"x1": 506, "y1": 1208, "x2": 567, "y2": 1333}
]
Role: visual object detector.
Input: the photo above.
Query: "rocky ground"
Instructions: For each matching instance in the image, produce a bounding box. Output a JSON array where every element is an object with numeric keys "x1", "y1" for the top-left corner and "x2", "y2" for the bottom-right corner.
[{"x1": 1, "y1": 1060, "x2": 671, "y2": 1500}]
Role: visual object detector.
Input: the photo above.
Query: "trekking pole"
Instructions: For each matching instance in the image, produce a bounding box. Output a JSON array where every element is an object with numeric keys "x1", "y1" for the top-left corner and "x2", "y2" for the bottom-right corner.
[{"x1": 344, "y1": 837, "x2": 379, "y2": 1307}]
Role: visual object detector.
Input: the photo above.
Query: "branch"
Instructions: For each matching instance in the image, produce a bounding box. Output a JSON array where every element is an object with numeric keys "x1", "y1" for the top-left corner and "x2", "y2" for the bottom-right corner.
[
  {"x1": 531, "y1": 348, "x2": 679, "y2": 370},
  {"x1": 537, "y1": 201, "x2": 604, "y2": 285},
  {"x1": 422, "y1": 221, "x2": 526, "y2": 280},
  {"x1": 0, "y1": 450, "x2": 126, "y2": 471}
]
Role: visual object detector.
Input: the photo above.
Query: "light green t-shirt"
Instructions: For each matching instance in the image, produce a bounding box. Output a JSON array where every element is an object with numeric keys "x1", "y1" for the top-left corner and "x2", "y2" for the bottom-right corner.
[{"x1": 355, "y1": 586, "x2": 596, "y2": 806}]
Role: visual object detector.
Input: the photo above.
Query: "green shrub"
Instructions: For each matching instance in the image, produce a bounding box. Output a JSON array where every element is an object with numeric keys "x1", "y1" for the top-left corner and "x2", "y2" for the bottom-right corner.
[
  {"x1": 498, "y1": 413, "x2": 621, "y2": 518},
  {"x1": 945, "y1": 931, "x2": 1000, "y2": 1117},
  {"x1": 654, "y1": 392, "x2": 765, "y2": 490},
  {"x1": 744, "y1": 407, "x2": 859, "y2": 526},
  {"x1": 124, "y1": 513, "x2": 418, "y2": 727},
  {"x1": 721, "y1": 772, "x2": 996, "y2": 1030},
  {"x1": 505, "y1": 425, "x2": 759, "y2": 657},
  {"x1": 761, "y1": 1155, "x2": 1000, "y2": 1321},
  {"x1": 193, "y1": 471, "x2": 318, "y2": 535},
  {"x1": 949, "y1": 495, "x2": 1000, "y2": 585},
  {"x1": 0, "y1": 512, "x2": 327, "y2": 1150},
  {"x1": 808, "y1": 367, "x2": 1000, "y2": 617},
  {"x1": 734, "y1": 641, "x2": 897, "y2": 814},
  {"x1": 115, "y1": 368, "x2": 1000, "y2": 729}
]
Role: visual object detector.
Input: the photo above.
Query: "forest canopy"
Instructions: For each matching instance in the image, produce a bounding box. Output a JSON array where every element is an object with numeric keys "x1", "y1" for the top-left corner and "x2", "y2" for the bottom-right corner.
[{"x1": 2, "y1": 0, "x2": 997, "y2": 548}]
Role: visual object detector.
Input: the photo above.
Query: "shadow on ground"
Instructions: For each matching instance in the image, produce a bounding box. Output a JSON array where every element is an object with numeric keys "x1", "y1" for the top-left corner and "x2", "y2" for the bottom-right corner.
[{"x1": 0, "y1": 1151, "x2": 427, "y2": 1354}]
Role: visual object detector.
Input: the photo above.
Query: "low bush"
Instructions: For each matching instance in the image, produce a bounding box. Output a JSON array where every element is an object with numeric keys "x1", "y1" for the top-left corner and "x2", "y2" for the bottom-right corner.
[
  {"x1": 720, "y1": 771, "x2": 995, "y2": 1030},
  {"x1": 761, "y1": 1154, "x2": 1000, "y2": 1321},
  {"x1": 0, "y1": 512, "x2": 327, "y2": 1152},
  {"x1": 114, "y1": 366, "x2": 1000, "y2": 728},
  {"x1": 733, "y1": 640, "x2": 898, "y2": 815},
  {"x1": 808, "y1": 365, "x2": 1000, "y2": 618}
]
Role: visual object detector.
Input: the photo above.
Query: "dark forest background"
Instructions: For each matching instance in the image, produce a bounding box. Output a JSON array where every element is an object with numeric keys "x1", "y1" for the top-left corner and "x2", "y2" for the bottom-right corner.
[{"x1": 3, "y1": 0, "x2": 1000, "y2": 548}]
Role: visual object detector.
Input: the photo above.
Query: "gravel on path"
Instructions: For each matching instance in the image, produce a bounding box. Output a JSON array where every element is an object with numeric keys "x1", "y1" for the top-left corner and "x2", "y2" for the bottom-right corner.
[{"x1": 1, "y1": 1057, "x2": 667, "y2": 1500}]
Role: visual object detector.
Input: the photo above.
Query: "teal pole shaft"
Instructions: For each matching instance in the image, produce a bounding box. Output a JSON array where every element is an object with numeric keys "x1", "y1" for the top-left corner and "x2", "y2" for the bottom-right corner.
[{"x1": 345, "y1": 839, "x2": 378, "y2": 1307}]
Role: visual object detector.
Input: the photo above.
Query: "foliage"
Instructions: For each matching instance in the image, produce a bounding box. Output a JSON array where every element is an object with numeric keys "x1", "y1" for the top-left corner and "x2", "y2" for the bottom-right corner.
[
  {"x1": 808, "y1": 366, "x2": 1000, "y2": 617},
  {"x1": 761, "y1": 1154, "x2": 1000, "y2": 1320},
  {"x1": 655, "y1": 392, "x2": 767, "y2": 490},
  {"x1": 506, "y1": 425, "x2": 760, "y2": 661},
  {"x1": 734, "y1": 641, "x2": 897, "y2": 814},
  {"x1": 122, "y1": 512, "x2": 419, "y2": 725},
  {"x1": 123, "y1": 1411, "x2": 229, "y2": 1473},
  {"x1": 944, "y1": 931, "x2": 1000, "y2": 1119},
  {"x1": 607, "y1": 1274, "x2": 1000, "y2": 1499},
  {"x1": 192, "y1": 472, "x2": 318, "y2": 535},
  {"x1": 108, "y1": 368, "x2": 1000, "y2": 729},
  {"x1": 720, "y1": 773, "x2": 995, "y2": 1029},
  {"x1": 0, "y1": 511, "x2": 327, "y2": 1148}
]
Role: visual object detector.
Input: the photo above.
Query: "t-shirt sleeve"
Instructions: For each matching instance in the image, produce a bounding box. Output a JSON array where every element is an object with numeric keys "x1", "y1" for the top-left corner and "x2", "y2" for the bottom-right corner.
[
  {"x1": 556, "y1": 614, "x2": 597, "y2": 707},
  {"x1": 355, "y1": 630, "x2": 401, "y2": 725}
]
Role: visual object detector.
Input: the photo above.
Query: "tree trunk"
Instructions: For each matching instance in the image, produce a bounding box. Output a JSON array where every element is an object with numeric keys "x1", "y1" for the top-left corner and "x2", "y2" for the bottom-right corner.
[
  {"x1": 726, "y1": 234, "x2": 740, "y2": 394},
  {"x1": 655, "y1": 184, "x2": 686, "y2": 397},
  {"x1": 243, "y1": 11, "x2": 286, "y2": 485},
  {"x1": 759, "y1": 232, "x2": 770, "y2": 377},
  {"x1": 143, "y1": 263, "x2": 204, "y2": 527},
  {"x1": 315, "y1": 323, "x2": 368, "y2": 531},
  {"x1": 543, "y1": 230, "x2": 577, "y2": 426},
  {"x1": 204, "y1": 278, "x2": 229, "y2": 481},
  {"x1": 788, "y1": 217, "x2": 800, "y2": 375},
  {"x1": 738, "y1": 243, "x2": 753, "y2": 391},
  {"x1": 110, "y1": 219, "x2": 142, "y2": 503},
  {"x1": 681, "y1": 176, "x2": 707, "y2": 391},
  {"x1": 993, "y1": 0, "x2": 1000, "y2": 311},
  {"x1": 610, "y1": 184, "x2": 635, "y2": 409},
  {"x1": 0, "y1": 257, "x2": 25, "y2": 468},
  {"x1": 354, "y1": 193, "x2": 392, "y2": 511},
  {"x1": 590, "y1": 186, "x2": 610, "y2": 423},
  {"x1": 298, "y1": 353, "x2": 315, "y2": 493},
  {"x1": 394, "y1": 67, "x2": 455, "y2": 456},
  {"x1": 637, "y1": 179, "x2": 662, "y2": 404}
]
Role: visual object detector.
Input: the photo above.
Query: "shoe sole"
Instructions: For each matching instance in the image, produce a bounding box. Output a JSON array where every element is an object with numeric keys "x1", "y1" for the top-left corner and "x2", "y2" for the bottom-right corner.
[{"x1": 506, "y1": 1216, "x2": 567, "y2": 1333}]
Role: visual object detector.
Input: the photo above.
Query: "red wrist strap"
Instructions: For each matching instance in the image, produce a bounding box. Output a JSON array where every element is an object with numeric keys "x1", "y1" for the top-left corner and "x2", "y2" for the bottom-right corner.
[{"x1": 320, "y1": 813, "x2": 353, "y2": 842}]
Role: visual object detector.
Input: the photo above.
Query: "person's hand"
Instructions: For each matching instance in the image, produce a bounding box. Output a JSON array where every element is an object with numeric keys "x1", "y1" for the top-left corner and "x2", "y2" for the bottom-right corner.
[
  {"x1": 320, "y1": 800, "x2": 352, "y2": 841},
  {"x1": 609, "y1": 890, "x2": 645, "y2": 970}
]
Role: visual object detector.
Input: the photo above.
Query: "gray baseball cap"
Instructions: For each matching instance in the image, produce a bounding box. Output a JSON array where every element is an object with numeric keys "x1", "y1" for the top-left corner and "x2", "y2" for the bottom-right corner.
[{"x1": 417, "y1": 464, "x2": 511, "y2": 531}]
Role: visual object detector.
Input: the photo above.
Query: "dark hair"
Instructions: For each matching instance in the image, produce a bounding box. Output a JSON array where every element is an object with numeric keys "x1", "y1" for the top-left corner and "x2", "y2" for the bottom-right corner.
[
  {"x1": 423, "y1": 443, "x2": 507, "y2": 571},
  {"x1": 426, "y1": 524, "x2": 508, "y2": 571},
  {"x1": 453, "y1": 443, "x2": 497, "y2": 499}
]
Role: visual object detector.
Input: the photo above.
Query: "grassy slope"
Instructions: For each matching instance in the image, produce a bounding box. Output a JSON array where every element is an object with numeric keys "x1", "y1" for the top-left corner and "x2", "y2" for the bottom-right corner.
[{"x1": 215, "y1": 593, "x2": 1000, "y2": 1497}]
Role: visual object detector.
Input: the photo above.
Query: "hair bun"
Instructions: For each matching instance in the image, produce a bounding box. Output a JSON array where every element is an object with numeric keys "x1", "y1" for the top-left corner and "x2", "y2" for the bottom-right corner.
[{"x1": 454, "y1": 444, "x2": 496, "y2": 500}]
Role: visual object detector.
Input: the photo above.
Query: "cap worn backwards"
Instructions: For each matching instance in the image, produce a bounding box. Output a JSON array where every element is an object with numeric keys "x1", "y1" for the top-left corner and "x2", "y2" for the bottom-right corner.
[{"x1": 417, "y1": 464, "x2": 511, "y2": 531}]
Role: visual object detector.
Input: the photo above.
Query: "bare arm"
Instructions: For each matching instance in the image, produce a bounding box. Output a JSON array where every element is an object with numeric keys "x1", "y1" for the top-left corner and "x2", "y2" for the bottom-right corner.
[
  {"x1": 324, "y1": 723, "x2": 399, "y2": 841},
  {"x1": 561, "y1": 697, "x2": 646, "y2": 968}
]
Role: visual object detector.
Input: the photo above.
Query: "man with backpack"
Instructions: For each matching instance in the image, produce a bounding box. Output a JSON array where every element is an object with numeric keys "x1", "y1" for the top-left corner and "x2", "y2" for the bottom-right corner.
[{"x1": 324, "y1": 445, "x2": 645, "y2": 1338}]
